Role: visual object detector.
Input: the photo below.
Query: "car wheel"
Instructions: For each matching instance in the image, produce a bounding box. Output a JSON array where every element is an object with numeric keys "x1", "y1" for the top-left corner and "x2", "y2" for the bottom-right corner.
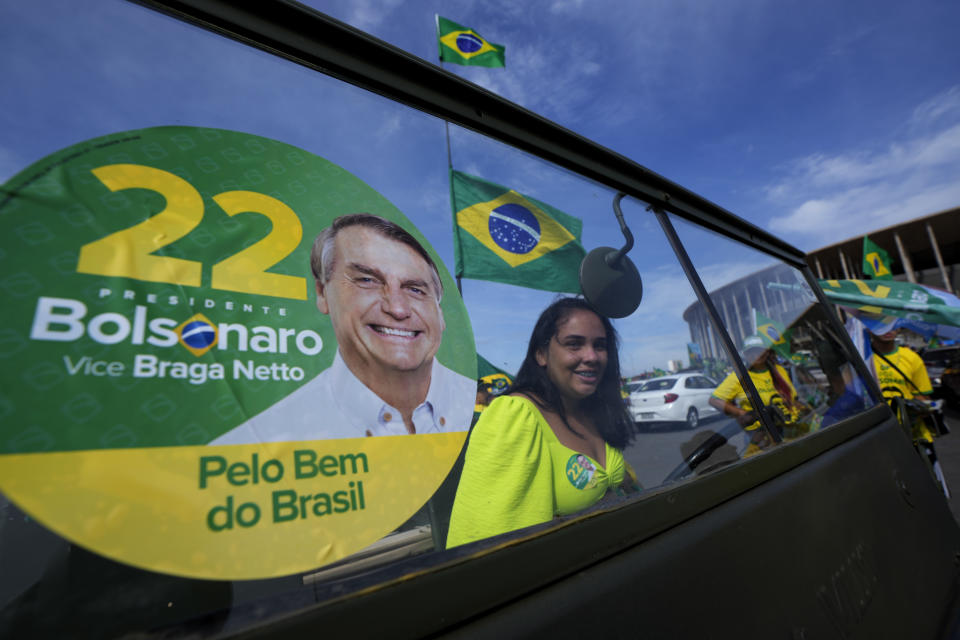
[{"x1": 686, "y1": 407, "x2": 699, "y2": 429}]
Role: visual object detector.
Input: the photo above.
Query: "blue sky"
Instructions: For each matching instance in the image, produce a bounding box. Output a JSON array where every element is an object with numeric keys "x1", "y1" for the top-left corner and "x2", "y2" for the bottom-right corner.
[
  {"x1": 3, "y1": 1, "x2": 959, "y2": 376},
  {"x1": 313, "y1": 0, "x2": 960, "y2": 247},
  {"x1": 309, "y1": 0, "x2": 960, "y2": 372}
]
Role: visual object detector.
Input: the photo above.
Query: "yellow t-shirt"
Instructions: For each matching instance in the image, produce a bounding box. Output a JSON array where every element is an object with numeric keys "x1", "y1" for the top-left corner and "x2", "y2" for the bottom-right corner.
[
  {"x1": 446, "y1": 395, "x2": 629, "y2": 548},
  {"x1": 872, "y1": 346, "x2": 932, "y2": 400},
  {"x1": 873, "y1": 346, "x2": 934, "y2": 442},
  {"x1": 711, "y1": 364, "x2": 799, "y2": 431}
]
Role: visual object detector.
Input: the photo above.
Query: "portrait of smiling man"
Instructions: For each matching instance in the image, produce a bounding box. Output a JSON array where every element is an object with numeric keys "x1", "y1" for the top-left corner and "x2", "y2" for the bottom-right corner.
[{"x1": 212, "y1": 213, "x2": 475, "y2": 444}]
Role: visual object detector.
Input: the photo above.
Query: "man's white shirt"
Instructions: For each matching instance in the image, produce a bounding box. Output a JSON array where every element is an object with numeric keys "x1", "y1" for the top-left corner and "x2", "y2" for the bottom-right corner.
[{"x1": 210, "y1": 352, "x2": 474, "y2": 444}]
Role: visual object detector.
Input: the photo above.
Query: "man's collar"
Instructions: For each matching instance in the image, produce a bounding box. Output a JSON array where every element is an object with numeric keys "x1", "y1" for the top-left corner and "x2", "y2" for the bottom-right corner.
[
  {"x1": 874, "y1": 343, "x2": 898, "y2": 356},
  {"x1": 327, "y1": 351, "x2": 396, "y2": 428},
  {"x1": 327, "y1": 351, "x2": 438, "y2": 425}
]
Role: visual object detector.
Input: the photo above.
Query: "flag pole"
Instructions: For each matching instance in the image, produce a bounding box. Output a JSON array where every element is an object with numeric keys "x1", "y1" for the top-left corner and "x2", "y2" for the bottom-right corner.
[
  {"x1": 436, "y1": 15, "x2": 463, "y2": 296},
  {"x1": 436, "y1": 13, "x2": 454, "y2": 173},
  {"x1": 444, "y1": 120, "x2": 461, "y2": 296}
]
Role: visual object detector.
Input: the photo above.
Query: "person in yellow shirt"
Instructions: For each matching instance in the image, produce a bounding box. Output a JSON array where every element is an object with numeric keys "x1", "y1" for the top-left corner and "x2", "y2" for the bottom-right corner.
[
  {"x1": 869, "y1": 328, "x2": 950, "y2": 497},
  {"x1": 869, "y1": 329, "x2": 935, "y2": 442},
  {"x1": 709, "y1": 335, "x2": 805, "y2": 454}
]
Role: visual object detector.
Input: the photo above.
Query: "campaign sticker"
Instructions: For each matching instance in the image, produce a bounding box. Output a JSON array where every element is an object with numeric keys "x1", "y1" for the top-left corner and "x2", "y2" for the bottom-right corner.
[
  {"x1": 0, "y1": 126, "x2": 476, "y2": 579},
  {"x1": 565, "y1": 454, "x2": 596, "y2": 490}
]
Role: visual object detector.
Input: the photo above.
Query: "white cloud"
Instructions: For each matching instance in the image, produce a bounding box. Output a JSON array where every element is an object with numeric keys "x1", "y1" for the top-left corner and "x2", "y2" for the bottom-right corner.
[
  {"x1": 342, "y1": 0, "x2": 405, "y2": 30},
  {"x1": 772, "y1": 124, "x2": 960, "y2": 192},
  {"x1": 765, "y1": 87, "x2": 960, "y2": 246},
  {"x1": 377, "y1": 113, "x2": 403, "y2": 138},
  {"x1": 910, "y1": 86, "x2": 960, "y2": 128},
  {"x1": 696, "y1": 259, "x2": 777, "y2": 293},
  {"x1": 549, "y1": 0, "x2": 586, "y2": 14},
  {"x1": 771, "y1": 178, "x2": 960, "y2": 240}
]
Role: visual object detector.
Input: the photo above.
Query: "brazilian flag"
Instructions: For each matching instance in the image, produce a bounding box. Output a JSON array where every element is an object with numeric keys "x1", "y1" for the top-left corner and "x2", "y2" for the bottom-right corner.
[
  {"x1": 437, "y1": 16, "x2": 505, "y2": 68},
  {"x1": 451, "y1": 170, "x2": 585, "y2": 293},
  {"x1": 862, "y1": 235, "x2": 893, "y2": 280},
  {"x1": 755, "y1": 310, "x2": 792, "y2": 359},
  {"x1": 475, "y1": 355, "x2": 513, "y2": 417},
  {"x1": 478, "y1": 354, "x2": 513, "y2": 395}
]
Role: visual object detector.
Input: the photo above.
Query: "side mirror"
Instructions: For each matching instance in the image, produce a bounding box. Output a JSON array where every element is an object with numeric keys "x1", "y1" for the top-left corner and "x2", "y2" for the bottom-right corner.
[
  {"x1": 580, "y1": 246, "x2": 642, "y2": 318},
  {"x1": 579, "y1": 193, "x2": 643, "y2": 318}
]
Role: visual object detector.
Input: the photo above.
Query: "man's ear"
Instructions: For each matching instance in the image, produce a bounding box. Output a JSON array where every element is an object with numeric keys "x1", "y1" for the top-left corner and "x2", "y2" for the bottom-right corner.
[
  {"x1": 315, "y1": 280, "x2": 330, "y2": 315},
  {"x1": 535, "y1": 348, "x2": 547, "y2": 367}
]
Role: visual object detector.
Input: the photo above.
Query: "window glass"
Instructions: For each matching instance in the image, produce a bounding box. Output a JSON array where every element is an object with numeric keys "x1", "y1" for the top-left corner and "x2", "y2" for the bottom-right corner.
[
  {"x1": 0, "y1": 1, "x2": 881, "y2": 636},
  {"x1": 668, "y1": 213, "x2": 881, "y2": 455},
  {"x1": 642, "y1": 378, "x2": 678, "y2": 391},
  {"x1": 0, "y1": 1, "x2": 730, "y2": 634},
  {"x1": 434, "y1": 133, "x2": 768, "y2": 524},
  {"x1": 1, "y1": 1, "x2": 476, "y2": 635}
]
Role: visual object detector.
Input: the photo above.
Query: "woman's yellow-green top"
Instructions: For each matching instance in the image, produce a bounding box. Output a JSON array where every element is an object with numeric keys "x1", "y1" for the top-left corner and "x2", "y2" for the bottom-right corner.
[{"x1": 446, "y1": 395, "x2": 628, "y2": 548}]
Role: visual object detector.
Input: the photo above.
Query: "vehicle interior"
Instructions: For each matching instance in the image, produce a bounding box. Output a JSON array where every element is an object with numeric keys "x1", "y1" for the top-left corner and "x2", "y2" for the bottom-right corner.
[{"x1": 2, "y1": 1, "x2": 960, "y2": 638}]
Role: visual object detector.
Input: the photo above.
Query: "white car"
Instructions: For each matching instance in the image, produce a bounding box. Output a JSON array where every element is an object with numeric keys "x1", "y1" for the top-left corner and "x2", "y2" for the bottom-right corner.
[{"x1": 627, "y1": 373, "x2": 719, "y2": 429}]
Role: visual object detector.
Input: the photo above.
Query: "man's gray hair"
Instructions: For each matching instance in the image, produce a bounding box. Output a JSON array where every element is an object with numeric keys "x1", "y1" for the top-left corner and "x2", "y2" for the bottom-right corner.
[{"x1": 310, "y1": 213, "x2": 443, "y2": 302}]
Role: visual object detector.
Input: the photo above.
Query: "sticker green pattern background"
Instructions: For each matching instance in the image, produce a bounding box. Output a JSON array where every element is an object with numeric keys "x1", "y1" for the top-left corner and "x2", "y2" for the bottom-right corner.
[{"x1": 0, "y1": 126, "x2": 475, "y2": 453}]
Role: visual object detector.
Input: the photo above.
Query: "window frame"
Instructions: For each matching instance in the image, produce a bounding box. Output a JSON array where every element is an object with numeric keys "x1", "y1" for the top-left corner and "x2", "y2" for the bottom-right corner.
[
  {"x1": 4, "y1": 1, "x2": 902, "y2": 634},
  {"x1": 149, "y1": 0, "x2": 886, "y2": 572}
]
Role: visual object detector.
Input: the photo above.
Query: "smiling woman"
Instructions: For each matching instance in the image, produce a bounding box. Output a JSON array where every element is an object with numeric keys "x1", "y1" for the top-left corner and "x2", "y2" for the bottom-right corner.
[{"x1": 447, "y1": 298, "x2": 638, "y2": 547}]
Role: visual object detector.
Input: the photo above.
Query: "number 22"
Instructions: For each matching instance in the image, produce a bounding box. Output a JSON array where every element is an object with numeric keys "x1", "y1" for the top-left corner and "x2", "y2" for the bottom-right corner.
[{"x1": 76, "y1": 164, "x2": 307, "y2": 300}]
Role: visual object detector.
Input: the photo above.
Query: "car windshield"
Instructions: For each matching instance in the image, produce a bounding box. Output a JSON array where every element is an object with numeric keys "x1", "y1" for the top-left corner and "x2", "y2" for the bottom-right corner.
[{"x1": 640, "y1": 378, "x2": 677, "y2": 391}]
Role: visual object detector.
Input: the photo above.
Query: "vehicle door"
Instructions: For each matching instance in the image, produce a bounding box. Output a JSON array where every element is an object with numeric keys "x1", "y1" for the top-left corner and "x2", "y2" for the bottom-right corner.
[{"x1": 2, "y1": 2, "x2": 959, "y2": 639}]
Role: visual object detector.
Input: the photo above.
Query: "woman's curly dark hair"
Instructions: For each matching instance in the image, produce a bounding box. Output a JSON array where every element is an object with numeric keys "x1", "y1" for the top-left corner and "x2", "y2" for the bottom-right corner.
[{"x1": 509, "y1": 297, "x2": 634, "y2": 450}]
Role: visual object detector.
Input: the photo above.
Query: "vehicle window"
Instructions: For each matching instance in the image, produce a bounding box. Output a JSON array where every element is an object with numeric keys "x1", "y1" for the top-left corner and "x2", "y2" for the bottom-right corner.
[
  {"x1": 640, "y1": 378, "x2": 678, "y2": 391},
  {"x1": 669, "y1": 213, "x2": 882, "y2": 451},
  {"x1": 0, "y1": 2, "x2": 885, "y2": 637},
  {"x1": 1, "y1": 2, "x2": 480, "y2": 634},
  {"x1": 441, "y1": 144, "x2": 788, "y2": 535}
]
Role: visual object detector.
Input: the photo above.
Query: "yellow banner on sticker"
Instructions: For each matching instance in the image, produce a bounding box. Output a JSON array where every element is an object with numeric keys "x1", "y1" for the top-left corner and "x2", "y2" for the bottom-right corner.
[{"x1": 0, "y1": 433, "x2": 465, "y2": 580}]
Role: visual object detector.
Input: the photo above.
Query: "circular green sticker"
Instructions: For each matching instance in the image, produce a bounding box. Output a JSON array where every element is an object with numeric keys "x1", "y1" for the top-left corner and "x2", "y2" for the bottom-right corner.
[
  {"x1": 0, "y1": 126, "x2": 476, "y2": 579},
  {"x1": 565, "y1": 454, "x2": 596, "y2": 490}
]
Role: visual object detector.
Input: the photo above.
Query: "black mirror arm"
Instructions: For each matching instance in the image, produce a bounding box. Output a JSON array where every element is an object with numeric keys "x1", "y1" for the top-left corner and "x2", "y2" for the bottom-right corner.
[
  {"x1": 607, "y1": 192, "x2": 634, "y2": 268},
  {"x1": 579, "y1": 192, "x2": 644, "y2": 318}
]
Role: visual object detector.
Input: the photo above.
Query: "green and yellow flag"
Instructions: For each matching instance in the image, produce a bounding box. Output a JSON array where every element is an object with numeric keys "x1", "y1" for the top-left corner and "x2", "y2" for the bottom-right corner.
[
  {"x1": 437, "y1": 16, "x2": 505, "y2": 68},
  {"x1": 478, "y1": 354, "x2": 513, "y2": 395},
  {"x1": 451, "y1": 170, "x2": 585, "y2": 293},
  {"x1": 755, "y1": 310, "x2": 792, "y2": 358},
  {"x1": 862, "y1": 235, "x2": 893, "y2": 280}
]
